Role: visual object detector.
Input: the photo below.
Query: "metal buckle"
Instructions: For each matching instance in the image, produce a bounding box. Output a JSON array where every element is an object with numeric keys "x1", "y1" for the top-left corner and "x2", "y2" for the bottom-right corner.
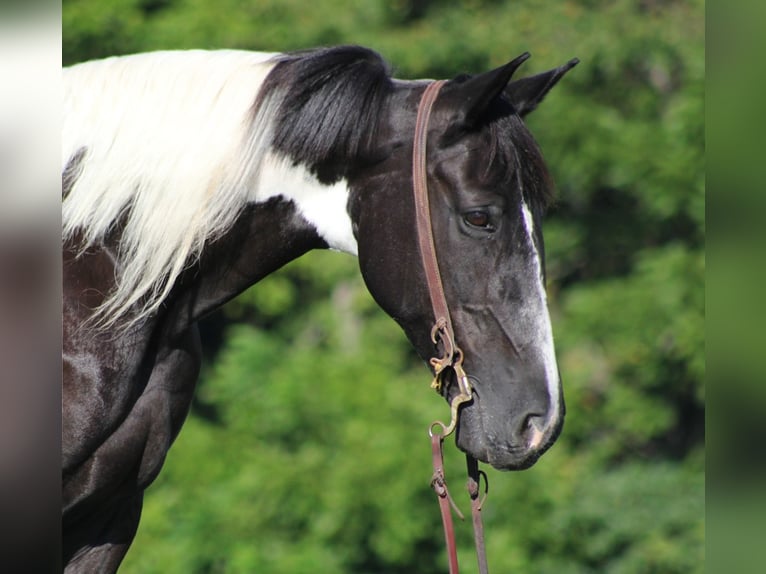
[{"x1": 429, "y1": 321, "x2": 473, "y2": 438}]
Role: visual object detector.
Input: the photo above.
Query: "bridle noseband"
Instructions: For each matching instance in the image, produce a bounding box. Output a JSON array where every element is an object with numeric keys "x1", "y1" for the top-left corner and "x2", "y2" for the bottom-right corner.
[{"x1": 413, "y1": 80, "x2": 490, "y2": 574}]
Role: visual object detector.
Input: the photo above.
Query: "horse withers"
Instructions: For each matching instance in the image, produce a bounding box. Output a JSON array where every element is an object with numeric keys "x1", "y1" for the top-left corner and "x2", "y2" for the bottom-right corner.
[{"x1": 62, "y1": 45, "x2": 576, "y2": 571}]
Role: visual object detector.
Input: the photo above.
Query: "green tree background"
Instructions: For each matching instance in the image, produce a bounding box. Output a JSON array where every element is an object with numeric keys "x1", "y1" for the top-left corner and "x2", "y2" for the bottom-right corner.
[{"x1": 63, "y1": 0, "x2": 704, "y2": 572}]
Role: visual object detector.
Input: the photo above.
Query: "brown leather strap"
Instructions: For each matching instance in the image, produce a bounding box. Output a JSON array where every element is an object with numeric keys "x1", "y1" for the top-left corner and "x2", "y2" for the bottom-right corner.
[
  {"x1": 467, "y1": 456, "x2": 489, "y2": 574},
  {"x1": 412, "y1": 80, "x2": 458, "y2": 366},
  {"x1": 431, "y1": 432, "x2": 460, "y2": 574}
]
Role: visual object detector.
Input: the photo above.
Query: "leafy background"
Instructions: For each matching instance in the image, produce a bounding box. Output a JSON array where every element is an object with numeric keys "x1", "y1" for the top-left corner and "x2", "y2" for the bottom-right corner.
[{"x1": 63, "y1": 0, "x2": 704, "y2": 572}]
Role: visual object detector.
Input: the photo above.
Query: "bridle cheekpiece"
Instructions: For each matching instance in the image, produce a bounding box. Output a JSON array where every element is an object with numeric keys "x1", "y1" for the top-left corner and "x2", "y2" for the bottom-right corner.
[
  {"x1": 411, "y1": 79, "x2": 474, "y2": 438},
  {"x1": 412, "y1": 80, "x2": 490, "y2": 574}
]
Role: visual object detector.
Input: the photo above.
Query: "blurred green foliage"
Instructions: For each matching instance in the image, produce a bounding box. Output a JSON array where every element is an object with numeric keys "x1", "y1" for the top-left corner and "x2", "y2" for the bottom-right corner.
[{"x1": 64, "y1": 0, "x2": 704, "y2": 571}]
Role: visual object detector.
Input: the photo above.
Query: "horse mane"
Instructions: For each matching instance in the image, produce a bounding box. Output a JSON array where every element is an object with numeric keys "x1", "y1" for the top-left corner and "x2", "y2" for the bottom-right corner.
[
  {"x1": 258, "y1": 46, "x2": 393, "y2": 183},
  {"x1": 62, "y1": 46, "x2": 393, "y2": 329}
]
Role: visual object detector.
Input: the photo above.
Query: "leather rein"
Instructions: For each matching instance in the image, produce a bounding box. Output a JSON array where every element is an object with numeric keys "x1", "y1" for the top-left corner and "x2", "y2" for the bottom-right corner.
[{"x1": 413, "y1": 80, "x2": 490, "y2": 574}]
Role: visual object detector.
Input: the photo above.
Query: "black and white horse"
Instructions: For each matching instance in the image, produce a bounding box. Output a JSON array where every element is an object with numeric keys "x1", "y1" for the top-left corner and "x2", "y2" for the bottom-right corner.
[{"x1": 62, "y1": 45, "x2": 577, "y2": 572}]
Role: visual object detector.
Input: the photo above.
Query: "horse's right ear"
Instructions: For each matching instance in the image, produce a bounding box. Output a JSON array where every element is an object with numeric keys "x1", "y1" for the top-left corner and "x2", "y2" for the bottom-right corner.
[{"x1": 505, "y1": 58, "x2": 579, "y2": 116}]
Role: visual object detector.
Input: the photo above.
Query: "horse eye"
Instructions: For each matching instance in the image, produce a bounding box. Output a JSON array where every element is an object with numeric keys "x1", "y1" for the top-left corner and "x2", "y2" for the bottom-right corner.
[{"x1": 463, "y1": 211, "x2": 491, "y2": 229}]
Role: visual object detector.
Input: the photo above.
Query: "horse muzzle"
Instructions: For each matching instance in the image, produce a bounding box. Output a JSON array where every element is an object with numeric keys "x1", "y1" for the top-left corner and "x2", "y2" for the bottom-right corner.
[{"x1": 451, "y1": 373, "x2": 565, "y2": 471}]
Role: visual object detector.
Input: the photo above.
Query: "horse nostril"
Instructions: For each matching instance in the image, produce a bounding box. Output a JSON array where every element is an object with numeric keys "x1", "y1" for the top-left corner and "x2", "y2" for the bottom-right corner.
[{"x1": 521, "y1": 413, "x2": 546, "y2": 450}]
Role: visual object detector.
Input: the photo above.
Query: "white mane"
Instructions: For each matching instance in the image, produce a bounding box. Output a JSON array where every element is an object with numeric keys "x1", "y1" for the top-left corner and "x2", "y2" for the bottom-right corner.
[{"x1": 63, "y1": 50, "x2": 281, "y2": 327}]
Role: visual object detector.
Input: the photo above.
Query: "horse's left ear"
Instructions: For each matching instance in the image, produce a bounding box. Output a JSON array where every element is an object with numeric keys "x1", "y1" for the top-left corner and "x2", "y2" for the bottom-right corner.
[{"x1": 505, "y1": 58, "x2": 580, "y2": 116}]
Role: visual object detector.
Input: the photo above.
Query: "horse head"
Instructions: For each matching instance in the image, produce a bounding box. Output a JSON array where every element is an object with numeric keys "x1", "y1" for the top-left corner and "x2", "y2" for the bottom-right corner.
[{"x1": 350, "y1": 54, "x2": 578, "y2": 470}]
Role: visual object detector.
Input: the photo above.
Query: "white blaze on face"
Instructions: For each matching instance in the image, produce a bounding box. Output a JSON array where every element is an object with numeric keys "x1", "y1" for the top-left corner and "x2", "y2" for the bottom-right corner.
[
  {"x1": 255, "y1": 153, "x2": 359, "y2": 255},
  {"x1": 520, "y1": 196, "x2": 561, "y2": 436}
]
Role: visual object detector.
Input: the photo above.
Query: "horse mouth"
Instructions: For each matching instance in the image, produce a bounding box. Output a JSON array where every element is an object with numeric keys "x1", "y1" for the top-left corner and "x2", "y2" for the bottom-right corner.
[
  {"x1": 460, "y1": 432, "x2": 546, "y2": 471},
  {"x1": 456, "y1": 427, "x2": 551, "y2": 471}
]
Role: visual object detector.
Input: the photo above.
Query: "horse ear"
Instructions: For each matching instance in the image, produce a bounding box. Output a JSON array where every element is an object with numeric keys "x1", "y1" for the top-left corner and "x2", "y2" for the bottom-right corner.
[
  {"x1": 504, "y1": 58, "x2": 579, "y2": 116},
  {"x1": 441, "y1": 52, "x2": 531, "y2": 130}
]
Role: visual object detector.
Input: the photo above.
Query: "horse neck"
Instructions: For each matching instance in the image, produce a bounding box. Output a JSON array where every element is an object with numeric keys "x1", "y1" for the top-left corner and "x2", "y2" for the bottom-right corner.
[{"x1": 164, "y1": 179, "x2": 347, "y2": 335}]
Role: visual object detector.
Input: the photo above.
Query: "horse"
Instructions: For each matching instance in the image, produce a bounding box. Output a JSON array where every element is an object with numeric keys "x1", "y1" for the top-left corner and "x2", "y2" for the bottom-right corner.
[{"x1": 62, "y1": 45, "x2": 577, "y2": 572}]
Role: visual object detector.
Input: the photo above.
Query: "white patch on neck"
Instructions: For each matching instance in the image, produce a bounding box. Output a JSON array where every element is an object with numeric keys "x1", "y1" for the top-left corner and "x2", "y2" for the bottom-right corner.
[
  {"x1": 254, "y1": 153, "x2": 358, "y2": 255},
  {"x1": 520, "y1": 197, "x2": 561, "y2": 427}
]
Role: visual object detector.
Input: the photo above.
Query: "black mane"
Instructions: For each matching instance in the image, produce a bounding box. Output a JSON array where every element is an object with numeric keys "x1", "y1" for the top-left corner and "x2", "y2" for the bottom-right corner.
[{"x1": 257, "y1": 46, "x2": 394, "y2": 184}]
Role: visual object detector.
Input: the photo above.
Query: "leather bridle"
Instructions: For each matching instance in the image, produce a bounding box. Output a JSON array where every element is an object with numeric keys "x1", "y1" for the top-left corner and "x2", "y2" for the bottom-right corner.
[{"x1": 413, "y1": 80, "x2": 490, "y2": 574}]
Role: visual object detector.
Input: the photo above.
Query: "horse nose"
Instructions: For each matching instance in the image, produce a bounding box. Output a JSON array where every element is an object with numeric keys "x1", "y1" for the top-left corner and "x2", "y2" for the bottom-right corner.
[{"x1": 519, "y1": 412, "x2": 547, "y2": 450}]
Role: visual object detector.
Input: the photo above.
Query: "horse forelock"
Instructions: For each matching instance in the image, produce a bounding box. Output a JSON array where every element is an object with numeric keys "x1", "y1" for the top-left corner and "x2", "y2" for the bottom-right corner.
[{"x1": 488, "y1": 113, "x2": 556, "y2": 215}]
